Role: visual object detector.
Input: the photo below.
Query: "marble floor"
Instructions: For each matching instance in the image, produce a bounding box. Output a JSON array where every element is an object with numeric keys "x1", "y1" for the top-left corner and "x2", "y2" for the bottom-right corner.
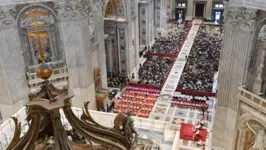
[{"x1": 117, "y1": 21, "x2": 221, "y2": 149}]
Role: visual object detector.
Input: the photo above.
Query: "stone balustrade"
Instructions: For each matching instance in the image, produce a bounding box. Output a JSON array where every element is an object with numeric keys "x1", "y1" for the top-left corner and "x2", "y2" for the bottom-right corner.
[
  {"x1": 26, "y1": 66, "x2": 69, "y2": 93},
  {"x1": 238, "y1": 86, "x2": 266, "y2": 114}
]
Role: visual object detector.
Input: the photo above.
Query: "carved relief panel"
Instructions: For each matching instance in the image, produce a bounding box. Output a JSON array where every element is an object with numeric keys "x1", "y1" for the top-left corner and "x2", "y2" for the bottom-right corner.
[
  {"x1": 155, "y1": 0, "x2": 161, "y2": 28},
  {"x1": 118, "y1": 26, "x2": 127, "y2": 73},
  {"x1": 139, "y1": 6, "x2": 147, "y2": 46},
  {"x1": 226, "y1": 7, "x2": 256, "y2": 32}
]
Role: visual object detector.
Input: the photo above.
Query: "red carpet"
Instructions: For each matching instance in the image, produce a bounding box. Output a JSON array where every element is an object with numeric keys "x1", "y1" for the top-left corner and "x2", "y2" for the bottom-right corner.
[{"x1": 180, "y1": 123, "x2": 207, "y2": 142}]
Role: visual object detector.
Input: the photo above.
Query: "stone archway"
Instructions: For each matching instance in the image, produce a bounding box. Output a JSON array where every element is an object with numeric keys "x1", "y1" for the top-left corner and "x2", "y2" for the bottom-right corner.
[{"x1": 103, "y1": 0, "x2": 128, "y2": 83}]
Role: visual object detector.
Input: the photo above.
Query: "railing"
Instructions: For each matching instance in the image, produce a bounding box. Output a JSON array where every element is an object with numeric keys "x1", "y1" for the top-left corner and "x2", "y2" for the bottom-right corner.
[
  {"x1": 27, "y1": 66, "x2": 68, "y2": 81},
  {"x1": 26, "y1": 66, "x2": 69, "y2": 92},
  {"x1": 238, "y1": 86, "x2": 266, "y2": 113},
  {"x1": 27, "y1": 60, "x2": 65, "y2": 73}
]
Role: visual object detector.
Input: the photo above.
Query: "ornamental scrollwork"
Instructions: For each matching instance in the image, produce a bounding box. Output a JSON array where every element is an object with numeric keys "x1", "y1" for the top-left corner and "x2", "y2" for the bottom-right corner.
[
  {"x1": 226, "y1": 7, "x2": 257, "y2": 31},
  {"x1": 155, "y1": 0, "x2": 161, "y2": 28},
  {"x1": 0, "y1": 9, "x2": 16, "y2": 29},
  {"x1": 118, "y1": 27, "x2": 127, "y2": 72},
  {"x1": 55, "y1": 0, "x2": 92, "y2": 20},
  {"x1": 140, "y1": 7, "x2": 147, "y2": 45},
  {"x1": 131, "y1": 0, "x2": 136, "y2": 18}
]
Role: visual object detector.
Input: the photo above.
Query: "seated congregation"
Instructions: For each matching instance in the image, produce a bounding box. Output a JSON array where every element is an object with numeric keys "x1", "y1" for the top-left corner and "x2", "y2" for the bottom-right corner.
[
  {"x1": 138, "y1": 55, "x2": 173, "y2": 87},
  {"x1": 177, "y1": 25, "x2": 221, "y2": 92},
  {"x1": 149, "y1": 21, "x2": 191, "y2": 54},
  {"x1": 107, "y1": 72, "x2": 129, "y2": 88}
]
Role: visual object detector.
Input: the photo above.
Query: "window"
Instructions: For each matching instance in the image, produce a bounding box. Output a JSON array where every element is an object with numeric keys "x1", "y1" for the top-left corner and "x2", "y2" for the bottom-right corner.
[
  {"x1": 214, "y1": 4, "x2": 224, "y2": 8},
  {"x1": 177, "y1": 3, "x2": 186, "y2": 7}
]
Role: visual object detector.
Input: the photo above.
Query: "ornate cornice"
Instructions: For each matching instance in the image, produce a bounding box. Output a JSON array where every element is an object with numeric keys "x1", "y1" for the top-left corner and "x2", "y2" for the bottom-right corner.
[
  {"x1": 55, "y1": 0, "x2": 92, "y2": 20},
  {"x1": 226, "y1": 7, "x2": 257, "y2": 31}
]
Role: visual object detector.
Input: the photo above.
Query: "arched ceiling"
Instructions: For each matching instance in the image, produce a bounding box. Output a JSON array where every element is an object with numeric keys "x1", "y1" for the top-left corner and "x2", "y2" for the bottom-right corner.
[{"x1": 104, "y1": 0, "x2": 125, "y2": 19}]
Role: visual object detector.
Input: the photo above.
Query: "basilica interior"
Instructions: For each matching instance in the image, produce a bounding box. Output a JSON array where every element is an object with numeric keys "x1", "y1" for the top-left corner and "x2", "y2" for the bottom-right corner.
[{"x1": 0, "y1": 0, "x2": 266, "y2": 150}]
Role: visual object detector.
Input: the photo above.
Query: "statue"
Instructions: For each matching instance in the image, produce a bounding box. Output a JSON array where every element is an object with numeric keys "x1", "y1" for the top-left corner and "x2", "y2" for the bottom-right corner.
[
  {"x1": 246, "y1": 122, "x2": 266, "y2": 150},
  {"x1": 113, "y1": 111, "x2": 138, "y2": 143}
]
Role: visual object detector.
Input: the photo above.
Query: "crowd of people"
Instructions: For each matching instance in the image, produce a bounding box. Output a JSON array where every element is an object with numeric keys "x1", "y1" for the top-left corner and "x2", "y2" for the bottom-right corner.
[
  {"x1": 107, "y1": 72, "x2": 129, "y2": 88},
  {"x1": 148, "y1": 21, "x2": 191, "y2": 54},
  {"x1": 177, "y1": 25, "x2": 221, "y2": 92},
  {"x1": 138, "y1": 55, "x2": 173, "y2": 87}
]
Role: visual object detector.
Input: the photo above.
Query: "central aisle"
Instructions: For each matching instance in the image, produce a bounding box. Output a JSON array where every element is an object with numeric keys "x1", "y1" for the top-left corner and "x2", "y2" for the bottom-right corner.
[{"x1": 161, "y1": 20, "x2": 202, "y2": 97}]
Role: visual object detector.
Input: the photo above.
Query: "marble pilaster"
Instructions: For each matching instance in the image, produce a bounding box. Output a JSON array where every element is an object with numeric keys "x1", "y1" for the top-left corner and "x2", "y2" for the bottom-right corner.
[
  {"x1": 105, "y1": 37, "x2": 113, "y2": 73},
  {"x1": 212, "y1": 6, "x2": 257, "y2": 149},
  {"x1": 132, "y1": 0, "x2": 139, "y2": 68},
  {"x1": 93, "y1": 4, "x2": 108, "y2": 88},
  {"x1": 117, "y1": 25, "x2": 128, "y2": 73},
  {"x1": 155, "y1": 0, "x2": 167, "y2": 30},
  {"x1": 166, "y1": 0, "x2": 172, "y2": 21},
  {"x1": 186, "y1": 0, "x2": 194, "y2": 20},
  {"x1": 148, "y1": 0, "x2": 155, "y2": 45},
  {"x1": 56, "y1": 1, "x2": 97, "y2": 108},
  {"x1": 206, "y1": 0, "x2": 213, "y2": 20},
  {"x1": 139, "y1": 2, "x2": 149, "y2": 50},
  {"x1": 139, "y1": 0, "x2": 154, "y2": 49},
  {"x1": 0, "y1": 26, "x2": 29, "y2": 105},
  {"x1": 155, "y1": 0, "x2": 161, "y2": 29},
  {"x1": 216, "y1": 6, "x2": 257, "y2": 109}
]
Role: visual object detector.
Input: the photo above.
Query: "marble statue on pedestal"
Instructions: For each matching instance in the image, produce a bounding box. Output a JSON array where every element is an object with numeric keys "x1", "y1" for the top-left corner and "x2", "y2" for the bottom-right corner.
[{"x1": 251, "y1": 40, "x2": 266, "y2": 95}]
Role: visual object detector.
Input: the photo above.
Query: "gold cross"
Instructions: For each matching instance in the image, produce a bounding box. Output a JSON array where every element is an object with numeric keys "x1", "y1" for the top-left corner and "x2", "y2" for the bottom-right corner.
[{"x1": 27, "y1": 23, "x2": 49, "y2": 63}]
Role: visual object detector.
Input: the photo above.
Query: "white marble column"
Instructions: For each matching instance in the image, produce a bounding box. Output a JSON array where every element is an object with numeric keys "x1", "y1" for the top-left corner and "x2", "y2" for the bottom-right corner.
[
  {"x1": 186, "y1": 0, "x2": 194, "y2": 20},
  {"x1": 171, "y1": 0, "x2": 176, "y2": 20},
  {"x1": 155, "y1": 0, "x2": 161, "y2": 29},
  {"x1": 105, "y1": 37, "x2": 113, "y2": 73},
  {"x1": 92, "y1": 1, "x2": 108, "y2": 89},
  {"x1": 212, "y1": 6, "x2": 257, "y2": 150},
  {"x1": 0, "y1": 25, "x2": 29, "y2": 106},
  {"x1": 0, "y1": 8, "x2": 30, "y2": 121},
  {"x1": 155, "y1": 0, "x2": 167, "y2": 31},
  {"x1": 57, "y1": 1, "x2": 97, "y2": 109},
  {"x1": 206, "y1": 0, "x2": 213, "y2": 20},
  {"x1": 166, "y1": 0, "x2": 173, "y2": 21},
  {"x1": 133, "y1": 0, "x2": 140, "y2": 67}
]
